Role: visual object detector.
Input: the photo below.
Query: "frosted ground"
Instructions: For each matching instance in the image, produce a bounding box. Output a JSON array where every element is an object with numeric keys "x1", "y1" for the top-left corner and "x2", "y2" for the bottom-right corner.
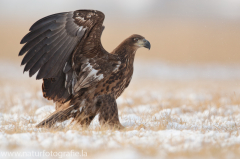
[{"x1": 0, "y1": 61, "x2": 240, "y2": 159}]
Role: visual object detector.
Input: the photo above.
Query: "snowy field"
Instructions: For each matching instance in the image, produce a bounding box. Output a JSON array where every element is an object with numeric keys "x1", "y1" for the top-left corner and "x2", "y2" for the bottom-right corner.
[{"x1": 0, "y1": 61, "x2": 240, "y2": 159}]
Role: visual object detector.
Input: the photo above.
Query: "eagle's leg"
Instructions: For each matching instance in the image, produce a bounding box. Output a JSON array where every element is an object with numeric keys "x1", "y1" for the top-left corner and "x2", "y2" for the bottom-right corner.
[
  {"x1": 98, "y1": 94, "x2": 124, "y2": 129},
  {"x1": 78, "y1": 98, "x2": 103, "y2": 127},
  {"x1": 80, "y1": 116, "x2": 95, "y2": 126},
  {"x1": 73, "y1": 110, "x2": 97, "y2": 128},
  {"x1": 73, "y1": 98, "x2": 102, "y2": 128}
]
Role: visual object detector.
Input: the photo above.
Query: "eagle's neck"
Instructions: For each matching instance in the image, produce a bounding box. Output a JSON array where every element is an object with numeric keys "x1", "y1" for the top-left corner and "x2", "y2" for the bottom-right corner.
[{"x1": 111, "y1": 45, "x2": 137, "y2": 68}]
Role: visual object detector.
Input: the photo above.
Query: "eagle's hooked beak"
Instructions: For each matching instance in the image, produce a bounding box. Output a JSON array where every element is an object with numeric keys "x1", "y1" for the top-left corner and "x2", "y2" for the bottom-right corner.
[
  {"x1": 135, "y1": 38, "x2": 151, "y2": 50},
  {"x1": 143, "y1": 39, "x2": 151, "y2": 50}
]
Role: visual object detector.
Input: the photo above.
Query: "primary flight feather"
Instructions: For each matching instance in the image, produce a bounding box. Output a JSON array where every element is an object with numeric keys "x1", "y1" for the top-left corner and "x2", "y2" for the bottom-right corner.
[{"x1": 19, "y1": 10, "x2": 151, "y2": 129}]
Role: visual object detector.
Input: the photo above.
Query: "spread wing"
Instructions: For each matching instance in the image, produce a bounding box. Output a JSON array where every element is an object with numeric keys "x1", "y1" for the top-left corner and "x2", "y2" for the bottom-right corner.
[{"x1": 19, "y1": 10, "x2": 120, "y2": 104}]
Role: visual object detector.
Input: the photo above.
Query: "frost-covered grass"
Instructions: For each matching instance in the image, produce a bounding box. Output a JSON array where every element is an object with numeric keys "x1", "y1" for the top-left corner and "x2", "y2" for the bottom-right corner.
[{"x1": 0, "y1": 63, "x2": 240, "y2": 159}]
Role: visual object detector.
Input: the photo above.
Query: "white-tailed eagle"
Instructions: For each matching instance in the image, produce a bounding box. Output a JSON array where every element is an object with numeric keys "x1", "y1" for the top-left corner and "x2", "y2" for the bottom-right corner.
[{"x1": 19, "y1": 10, "x2": 151, "y2": 129}]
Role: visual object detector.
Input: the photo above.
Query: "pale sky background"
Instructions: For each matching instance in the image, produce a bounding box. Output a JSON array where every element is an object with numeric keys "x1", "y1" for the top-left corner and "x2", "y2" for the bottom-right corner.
[
  {"x1": 1, "y1": 0, "x2": 240, "y2": 64},
  {"x1": 0, "y1": 0, "x2": 240, "y2": 22}
]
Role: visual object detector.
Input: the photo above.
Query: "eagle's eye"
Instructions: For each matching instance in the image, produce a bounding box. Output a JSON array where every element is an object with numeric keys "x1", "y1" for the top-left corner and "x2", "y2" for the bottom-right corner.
[{"x1": 133, "y1": 38, "x2": 139, "y2": 42}]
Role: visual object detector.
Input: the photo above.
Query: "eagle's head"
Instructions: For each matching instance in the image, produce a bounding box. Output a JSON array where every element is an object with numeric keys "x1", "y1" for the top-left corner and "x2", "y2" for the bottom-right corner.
[{"x1": 128, "y1": 34, "x2": 151, "y2": 50}]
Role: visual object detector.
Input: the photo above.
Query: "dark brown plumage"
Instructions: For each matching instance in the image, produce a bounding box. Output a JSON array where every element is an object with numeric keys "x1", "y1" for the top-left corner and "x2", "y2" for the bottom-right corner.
[{"x1": 19, "y1": 10, "x2": 151, "y2": 129}]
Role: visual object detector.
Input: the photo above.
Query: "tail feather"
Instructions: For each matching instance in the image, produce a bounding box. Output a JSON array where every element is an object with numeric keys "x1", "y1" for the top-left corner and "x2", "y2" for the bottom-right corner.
[{"x1": 36, "y1": 106, "x2": 74, "y2": 128}]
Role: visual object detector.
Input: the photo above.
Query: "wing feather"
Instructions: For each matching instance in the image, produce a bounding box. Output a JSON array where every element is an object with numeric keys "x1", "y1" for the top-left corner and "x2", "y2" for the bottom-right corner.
[
  {"x1": 44, "y1": 38, "x2": 78, "y2": 78},
  {"x1": 21, "y1": 21, "x2": 65, "y2": 44},
  {"x1": 29, "y1": 12, "x2": 67, "y2": 31},
  {"x1": 21, "y1": 28, "x2": 66, "y2": 66},
  {"x1": 23, "y1": 30, "x2": 67, "y2": 70},
  {"x1": 19, "y1": 27, "x2": 64, "y2": 56},
  {"x1": 36, "y1": 37, "x2": 77, "y2": 79},
  {"x1": 28, "y1": 34, "x2": 71, "y2": 76},
  {"x1": 19, "y1": 10, "x2": 106, "y2": 103}
]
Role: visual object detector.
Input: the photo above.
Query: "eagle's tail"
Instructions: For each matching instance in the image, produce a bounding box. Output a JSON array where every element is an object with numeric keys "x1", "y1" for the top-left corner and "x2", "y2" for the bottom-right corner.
[{"x1": 36, "y1": 106, "x2": 74, "y2": 128}]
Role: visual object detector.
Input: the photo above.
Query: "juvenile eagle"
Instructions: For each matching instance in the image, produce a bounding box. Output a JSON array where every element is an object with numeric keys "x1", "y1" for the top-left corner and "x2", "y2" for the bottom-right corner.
[{"x1": 19, "y1": 10, "x2": 150, "y2": 129}]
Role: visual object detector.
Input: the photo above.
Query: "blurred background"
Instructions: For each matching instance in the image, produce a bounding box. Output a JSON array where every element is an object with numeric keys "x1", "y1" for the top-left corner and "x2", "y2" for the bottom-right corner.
[
  {"x1": 1, "y1": 2, "x2": 240, "y2": 158},
  {"x1": 0, "y1": 0, "x2": 240, "y2": 80}
]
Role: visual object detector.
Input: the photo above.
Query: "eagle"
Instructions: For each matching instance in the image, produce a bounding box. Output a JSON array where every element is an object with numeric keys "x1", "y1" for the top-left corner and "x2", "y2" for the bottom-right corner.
[{"x1": 19, "y1": 10, "x2": 150, "y2": 129}]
